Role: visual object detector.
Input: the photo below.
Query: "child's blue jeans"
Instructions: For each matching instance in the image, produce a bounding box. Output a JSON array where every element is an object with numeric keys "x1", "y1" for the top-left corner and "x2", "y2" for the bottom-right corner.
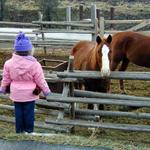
[{"x1": 14, "y1": 101, "x2": 35, "y2": 133}]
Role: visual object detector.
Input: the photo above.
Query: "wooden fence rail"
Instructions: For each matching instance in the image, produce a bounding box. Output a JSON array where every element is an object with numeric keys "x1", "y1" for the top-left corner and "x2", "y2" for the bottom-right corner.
[
  {"x1": 57, "y1": 71, "x2": 150, "y2": 80},
  {"x1": 45, "y1": 56, "x2": 150, "y2": 133},
  {"x1": 0, "y1": 5, "x2": 149, "y2": 51},
  {"x1": 0, "y1": 68, "x2": 150, "y2": 132},
  {"x1": 0, "y1": 21, "x2": 39, "y2": 27},
  {"x1": 101, "y1": 18, "x2": 150, "y2": 35}
]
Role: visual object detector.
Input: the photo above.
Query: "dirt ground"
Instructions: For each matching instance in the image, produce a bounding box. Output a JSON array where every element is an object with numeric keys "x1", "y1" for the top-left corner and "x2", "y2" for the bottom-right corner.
[{"x1": 0, "y1": 48, "x2": 150, "y2": 150}]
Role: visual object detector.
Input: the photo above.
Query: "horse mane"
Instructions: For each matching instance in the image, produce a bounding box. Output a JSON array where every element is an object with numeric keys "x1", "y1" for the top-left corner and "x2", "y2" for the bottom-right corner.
[{"x1": 71, "y1": 41, "x2": 96, "y2": 56}]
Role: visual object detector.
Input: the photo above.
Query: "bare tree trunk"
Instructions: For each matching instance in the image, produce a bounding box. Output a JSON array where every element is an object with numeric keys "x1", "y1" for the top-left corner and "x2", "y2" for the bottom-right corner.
[{"x1": 0, "y1": 0, "x2": 4, "y2": 21}]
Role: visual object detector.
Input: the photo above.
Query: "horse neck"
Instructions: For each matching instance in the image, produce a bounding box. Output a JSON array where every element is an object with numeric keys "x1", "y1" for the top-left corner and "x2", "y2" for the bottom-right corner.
[{"x1": 88, "y1": 46, "x2": 101, "y2": 70}]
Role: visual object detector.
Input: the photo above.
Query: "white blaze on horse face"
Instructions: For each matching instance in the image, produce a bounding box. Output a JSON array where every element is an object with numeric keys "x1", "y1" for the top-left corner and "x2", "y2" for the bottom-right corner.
[{"x1": 101, "y1": 44, "x2": 111, "y2": 77}]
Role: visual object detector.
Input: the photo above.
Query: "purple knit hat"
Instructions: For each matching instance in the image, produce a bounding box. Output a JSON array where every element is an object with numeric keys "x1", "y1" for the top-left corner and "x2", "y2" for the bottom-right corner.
[{"x1": 14, "y1": 31, "x2": 33, "y2": 51}]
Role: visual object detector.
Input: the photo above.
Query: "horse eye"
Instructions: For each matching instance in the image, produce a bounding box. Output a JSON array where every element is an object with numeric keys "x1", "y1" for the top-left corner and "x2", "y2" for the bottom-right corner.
[{"x1": 98, "y1": 49, "x2": 101, "y2": 54}]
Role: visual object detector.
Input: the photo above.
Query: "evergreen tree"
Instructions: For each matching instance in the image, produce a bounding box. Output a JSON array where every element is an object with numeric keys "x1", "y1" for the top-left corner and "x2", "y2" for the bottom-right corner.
[
  {"x1": 39, "y1": 0, "x2": 59, "y2": 21},
  {"x1": 0, "y1": 0, "x2": 5, "y2": 21}
]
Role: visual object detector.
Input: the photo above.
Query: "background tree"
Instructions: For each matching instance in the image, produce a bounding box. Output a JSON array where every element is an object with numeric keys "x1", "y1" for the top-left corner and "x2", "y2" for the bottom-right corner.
[
  {"x1": 0, "y1": 0, "x2": 5, "y2": 21},
  {"x1": 38, "y1": 0, "x2": 59, "y2": 21}
]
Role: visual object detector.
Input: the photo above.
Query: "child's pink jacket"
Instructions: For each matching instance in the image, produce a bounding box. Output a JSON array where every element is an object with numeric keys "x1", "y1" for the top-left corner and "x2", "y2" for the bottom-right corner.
[{"x1": 1, "y1": 53, "x2": 51, "y2": 102}]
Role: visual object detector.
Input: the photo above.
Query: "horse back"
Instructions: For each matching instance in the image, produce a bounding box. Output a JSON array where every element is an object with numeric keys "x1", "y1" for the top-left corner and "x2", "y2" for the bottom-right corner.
[
  {"x1": 71, "y1": 41, "x2": 96, "y2": 70},
  {"x1": 111, "y1": 32, "x2": 150, "y2": 50},
  {"x1": 111, "y1": 31, "x2": 150, "y2": 67},
  {"x1": 71, "y1": 41, "x2": 95, "y2": 55}
]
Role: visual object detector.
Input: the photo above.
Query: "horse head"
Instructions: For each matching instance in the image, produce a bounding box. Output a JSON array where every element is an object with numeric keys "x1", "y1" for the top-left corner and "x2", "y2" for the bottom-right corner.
[{"x1": 95, "y1": 34, "x2": 112, "y2": 77}]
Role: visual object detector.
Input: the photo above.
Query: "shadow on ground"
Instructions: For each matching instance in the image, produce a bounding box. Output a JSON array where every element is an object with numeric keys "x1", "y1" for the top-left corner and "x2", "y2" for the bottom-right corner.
[{"x1": 0, "y1": 140, "x2": 113, "y2": 150}]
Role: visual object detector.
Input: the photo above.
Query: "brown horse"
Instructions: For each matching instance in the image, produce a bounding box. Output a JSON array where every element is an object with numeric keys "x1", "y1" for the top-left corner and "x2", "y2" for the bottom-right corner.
[
  {"x1": 110, "y1": 31, "x2": 150, "y2": 93},
  {"x1": 71, "y1": 35, "x2": 112, "y2": 110}
]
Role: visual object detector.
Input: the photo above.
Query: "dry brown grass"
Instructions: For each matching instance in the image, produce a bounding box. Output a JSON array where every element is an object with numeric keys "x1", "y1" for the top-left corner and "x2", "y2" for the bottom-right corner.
[{"x1": 0, "y1": 49, "x2": 150, "y2": 150}]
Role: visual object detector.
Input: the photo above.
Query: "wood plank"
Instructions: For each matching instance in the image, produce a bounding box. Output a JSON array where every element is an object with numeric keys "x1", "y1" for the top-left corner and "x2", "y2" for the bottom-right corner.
[
  {"x1": 74, "y1": 89, "x2": 150, "y2": 101},
  {"x1": 46, "y1": 96, "x2": 150, "y2": 107},
  {"x1": 0, "y1": 21, "x2": 39, "y2": 27},
  {"x1": 126, "y1": 19, "x2": 150, "y2": 31},
  {"x1": 105, "y1": 19, "x2": 143, "y2": 24},
  {"x1": 32, "y1": 21, "x2": 94, "y2": 27},
  {"x1": 36, "y1": 99, "x2": 69, "y2": 109},
  {"x1": 57, "y1": 71, "x2": 150, "y2": 80},
  {"x1": 33, "y1": 29, "x2": 94, "y2": 34},
  {"x1": 74, "y1": 109, "x2": 150, "y2": 120},
  {"x1": 105, "y1": 30, "x2": 150, "y2": 35},
  {"x1": 46, "y1": 119, "x2": 150, "y2": 132}
]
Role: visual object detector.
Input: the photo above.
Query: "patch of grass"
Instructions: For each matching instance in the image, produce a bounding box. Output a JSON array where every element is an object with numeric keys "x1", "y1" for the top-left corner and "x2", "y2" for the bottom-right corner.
[
  {"x1": 0, "y1": 50, "x2": 150, "y2": 149},
  {"x1": 0, "y1": 129, "x2": 150, "y2": 150}
]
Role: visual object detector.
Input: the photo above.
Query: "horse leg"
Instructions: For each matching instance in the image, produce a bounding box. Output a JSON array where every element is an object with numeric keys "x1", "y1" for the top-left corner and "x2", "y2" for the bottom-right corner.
[
  {"x1": 108, "y1": 59, "x2": 121, "y2": 93},
  {"x1": 118, "y1": 58, "x2": 129, "y2": 94},
  {"x1": 75, "y1": 83, "x2": 85, "y2": 109}
]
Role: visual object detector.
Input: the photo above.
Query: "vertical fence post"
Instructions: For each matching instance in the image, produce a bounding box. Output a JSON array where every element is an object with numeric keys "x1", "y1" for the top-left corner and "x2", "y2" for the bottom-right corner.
[
  {"x1": 99, "y1": 17, "x2": 104, "y2": 37},
  {"x1": 66, "y1": 6, "x2": 71, "y2": 30},
  {"x1": 91, "y1": 4, "x2": 97, "y2": 41},
  {"x1": 110, "y1": 7, "x2": 115, "y2": 29},
  {"x1": 0, "y1": 0, "x2": 4, "y2": 21},
  {"x1": 38, "y1": 11, "x2": 47, "y2": 55},
  {"x1": 79, "y1": 4, "x2": 84, "y2": 20},
  {"x1": 67, "y1": 55, "x2": 75, "y2": 120},
  {"x1": 96, "y1": 8, "x2": 100, "y2": 29}
]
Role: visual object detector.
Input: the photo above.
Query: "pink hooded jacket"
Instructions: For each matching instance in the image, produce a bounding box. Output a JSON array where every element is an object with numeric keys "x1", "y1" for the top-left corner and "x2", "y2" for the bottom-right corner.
[{"x1": 1, "y1": 53, "x2": 51, "y2": 102}]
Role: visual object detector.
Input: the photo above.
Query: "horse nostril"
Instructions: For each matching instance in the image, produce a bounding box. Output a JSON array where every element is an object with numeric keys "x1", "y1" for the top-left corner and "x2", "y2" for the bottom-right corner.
[{"x1": 101, "y1": 69, "x2": 111, "y2": 78}]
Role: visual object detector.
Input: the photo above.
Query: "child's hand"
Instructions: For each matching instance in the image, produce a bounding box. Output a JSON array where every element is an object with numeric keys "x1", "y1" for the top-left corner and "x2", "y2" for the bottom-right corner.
[
  {"x1": 33, "y1": 86, "x2": 41, "y2": 95},
  {"x1": 0, "y1": 87, "x2": 5, "y2": 94},
  {"x1": 39, "y1": 93, "x2": 46, "y2": 99}
]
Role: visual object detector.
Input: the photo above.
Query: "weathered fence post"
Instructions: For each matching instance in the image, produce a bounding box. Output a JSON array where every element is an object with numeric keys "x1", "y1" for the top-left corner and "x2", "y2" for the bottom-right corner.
[
  {"x1": 110, "y1": 7, "x2": 115, "y2": 29},
  {"x1": 91, "y1": 4, "x2": 97, "y2": 41},
  {"x1": 99, "y1": 17, "x2": 105, "y2": 37},
  {"x1": 66, "y1": 6, "x2": 71, "y2": 30},
  {"x1": 96, "y1": 8, "x2": 100, "y2": 29},
  {"x1": 67, "y1": 55, "x2": 75, "y2": 120},
  {"x1": 0, "y1": 0, "x2": 4, "y2": 21},
  {"x1": 38, "y1": 11, "x2": 47, "y2": 54},
  {"x1": 79, "y1": 4, "x2": 84, "y2": 20}
]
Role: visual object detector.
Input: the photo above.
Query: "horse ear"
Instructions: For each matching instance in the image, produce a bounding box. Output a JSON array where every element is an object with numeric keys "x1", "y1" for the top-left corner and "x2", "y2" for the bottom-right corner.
[
  {"x1": 96, "y1": 35, "x2": 102, "y2": 44},
  {"x1": 106, "y1": 35, "x2": 112, "y2": 43}
]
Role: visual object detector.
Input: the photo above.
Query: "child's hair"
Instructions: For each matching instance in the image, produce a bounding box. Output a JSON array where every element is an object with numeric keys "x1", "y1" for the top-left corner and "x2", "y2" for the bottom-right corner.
[{"x1": 15, "y1": 51, "x2": 31, "y2": 56}]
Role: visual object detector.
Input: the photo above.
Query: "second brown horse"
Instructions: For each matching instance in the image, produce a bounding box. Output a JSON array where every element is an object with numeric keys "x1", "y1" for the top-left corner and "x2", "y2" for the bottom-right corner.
[
  {"x1": 71, "y1": 35, "x2": 112, "y2": 110},
  {"x1": 110, "y1": 31, "x2": 150, "y2": 93}
]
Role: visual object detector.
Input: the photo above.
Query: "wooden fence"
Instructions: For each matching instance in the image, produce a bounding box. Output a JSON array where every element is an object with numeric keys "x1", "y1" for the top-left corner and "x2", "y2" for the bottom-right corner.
[
  {"x1": 46, "y1": 58, "x2": 150, "y2": 132},
  {"x1": 32, "y1": 5, "x2": 98, "y2": 54},
  {"x1": 0, "y1": 4, "x2": 149, "y2": 52},
  {"x1": 0, "y1": 56, "x2": 150, "y2": 133},
  {"x1": 43, "y1": 57, "x2": 150, "y2": 132},
  {"x1": 100, "y1": 18, "x2": 150, "y2": 36},
  {"x1": 0, "y1": 5, "x2": 98, "y2": 52}
]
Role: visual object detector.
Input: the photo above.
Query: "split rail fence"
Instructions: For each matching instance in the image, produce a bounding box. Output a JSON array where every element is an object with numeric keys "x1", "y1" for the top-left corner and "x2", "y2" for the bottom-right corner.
[
  {"x1": 0, "y1": 57, "x2": 150, "y2": 133},
  {"x1": 0, "y1": 4, "x2": 149, "y2": 52}
]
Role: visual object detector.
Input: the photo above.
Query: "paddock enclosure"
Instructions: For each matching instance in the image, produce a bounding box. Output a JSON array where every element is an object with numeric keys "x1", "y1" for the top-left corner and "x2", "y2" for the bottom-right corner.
[
  {"x1": 0, "y1": 55, "x2": 150, "y2": 133},
  {"x1": 0, "y1": 4, "x2": 150, "y2": 149}
]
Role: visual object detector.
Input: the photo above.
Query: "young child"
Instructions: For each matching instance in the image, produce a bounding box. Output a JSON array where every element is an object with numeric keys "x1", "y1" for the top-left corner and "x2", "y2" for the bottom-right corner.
[{"x1": 0, "y1": 31, "x2": 51, "y2": 133}]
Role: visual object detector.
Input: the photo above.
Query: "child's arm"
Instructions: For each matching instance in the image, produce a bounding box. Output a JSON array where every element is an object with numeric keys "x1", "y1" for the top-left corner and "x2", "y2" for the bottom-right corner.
[
  {"x1": 0, "y1": 63, "x2": 11, "y2": 93},
  {"x1": 33, "y1": 62, "x2": 51, "y2": 96}
]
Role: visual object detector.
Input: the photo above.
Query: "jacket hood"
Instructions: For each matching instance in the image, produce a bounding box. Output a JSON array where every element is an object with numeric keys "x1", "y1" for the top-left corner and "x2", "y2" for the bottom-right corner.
[{"x1": 11, "y1": 53, "x2": 37, "y2": 75}]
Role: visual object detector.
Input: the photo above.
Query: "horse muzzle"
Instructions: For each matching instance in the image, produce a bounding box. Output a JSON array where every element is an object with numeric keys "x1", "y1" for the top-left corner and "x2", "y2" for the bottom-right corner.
[{"x1": 101, "y1": 68, "x2": 111, "y2": 77}]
